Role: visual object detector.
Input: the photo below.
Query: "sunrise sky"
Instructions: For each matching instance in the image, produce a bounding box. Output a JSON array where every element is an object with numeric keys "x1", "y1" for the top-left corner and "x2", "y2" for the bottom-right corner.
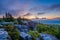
[{"x1": 0, "y1": 0, "x2": 60, "y2": 19}]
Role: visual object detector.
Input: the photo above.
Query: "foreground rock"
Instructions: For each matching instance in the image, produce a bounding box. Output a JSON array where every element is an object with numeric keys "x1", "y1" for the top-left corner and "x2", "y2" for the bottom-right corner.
[
  {"x1": 40, "y1": 33, "x2": 58, "y2": 40},
  {"x1": 0, "y1": 28, "x2": 10, "y2": 40}
]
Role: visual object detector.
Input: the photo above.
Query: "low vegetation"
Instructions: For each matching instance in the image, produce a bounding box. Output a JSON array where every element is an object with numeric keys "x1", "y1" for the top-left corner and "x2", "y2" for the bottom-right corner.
[
  {"x1": 2, "y1": 24, "x2": 20, "y2": 40},
  {"x1": 28, "y1": 30, "x2": 39, "y2": 40},
  {"x1": 36, "y1": 24, "x2": 60, "y2": 40},
  {"x1": 0, "y1": 13, "x2": 60, "y2": 40}
]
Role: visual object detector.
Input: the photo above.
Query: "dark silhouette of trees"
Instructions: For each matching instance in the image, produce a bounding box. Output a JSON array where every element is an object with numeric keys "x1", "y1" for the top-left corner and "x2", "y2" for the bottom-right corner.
[
  {"x1": 3, "y1": 12, "x2": 14, "y2": 22},
  {"x1": 17, "y1": 17, "x2": 23, "y2": 25}
]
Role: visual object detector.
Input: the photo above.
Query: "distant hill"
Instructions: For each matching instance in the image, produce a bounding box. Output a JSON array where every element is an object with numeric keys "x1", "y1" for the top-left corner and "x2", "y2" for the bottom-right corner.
[{"x1": 53, "y1": 17, "x2": 60, "y2": 20}]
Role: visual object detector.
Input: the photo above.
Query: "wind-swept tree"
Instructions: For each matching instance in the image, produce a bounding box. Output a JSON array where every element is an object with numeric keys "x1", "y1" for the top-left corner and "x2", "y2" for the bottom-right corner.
[{"x1": 3, "y1": 12, "x2": 14, "y2": 22}]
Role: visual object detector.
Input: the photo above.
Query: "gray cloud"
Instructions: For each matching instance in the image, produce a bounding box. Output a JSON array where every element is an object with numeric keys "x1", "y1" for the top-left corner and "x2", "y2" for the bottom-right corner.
[
  {"x1": 29, "y1": 4, "x2": 60, "y2": 12},
  {"x1": 9, "y1": 9, "x2": 24, "y2": 16},
  {"x1": 23, "y1": 13, "x2": 32, "y2": 16},
  {"x1": 49, "y1": 4, "x2": 60, "y2": 10},
  {"x1": 37, "y1": 12, "x2": 45, "y2": 15},
  {"x1": 29, "y1": 5, "x2": 48, "y2": 12},
  {"x1": 0, "y1": 0, "x2": 32, "y2": 17}
]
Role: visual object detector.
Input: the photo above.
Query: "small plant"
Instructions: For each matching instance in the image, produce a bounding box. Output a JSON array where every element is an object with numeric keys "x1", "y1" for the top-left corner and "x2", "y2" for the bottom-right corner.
[{"x1": 28, "y1": 30, "x2": 39, "y2": 40}]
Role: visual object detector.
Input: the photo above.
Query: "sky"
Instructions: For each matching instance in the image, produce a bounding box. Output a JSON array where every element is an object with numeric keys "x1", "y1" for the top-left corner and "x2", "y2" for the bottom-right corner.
[{"x1": 0, "y1": 0, "x2": 60, "y2": 19}]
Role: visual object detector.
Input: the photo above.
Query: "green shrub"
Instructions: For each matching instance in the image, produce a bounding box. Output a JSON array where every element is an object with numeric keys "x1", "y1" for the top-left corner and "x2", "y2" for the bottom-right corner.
[{"x1": 28, "y1": 30, "x2": 39, "y2": 40}]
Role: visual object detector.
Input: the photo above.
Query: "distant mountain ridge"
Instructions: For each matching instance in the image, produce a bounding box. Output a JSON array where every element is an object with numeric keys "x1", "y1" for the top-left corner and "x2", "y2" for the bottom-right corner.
[{"x1": 53, "y1": 17, "x2": 60, "y2": 20}]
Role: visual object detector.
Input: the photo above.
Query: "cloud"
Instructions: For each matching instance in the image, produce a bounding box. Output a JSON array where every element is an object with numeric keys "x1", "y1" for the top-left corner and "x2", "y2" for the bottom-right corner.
[
  {"x1": 29, "y1": 4, "x2": 60, "y2": 12},
  {"x1": 23, "y1": 13, "x2": 32, "y2": 16},
  {"x1": 29, "y1": 5, "x2": 48, "y2": 12},
  {"x1": 9, "y1": 9, "x2": 24, "y2": 16},
  {"x1": 49, "y1": 4, "x2": 60, "y2": 10},
  {"x1": 0, "y1": 0, "x2": 32, "y2": 17},
  {"x1": 0, "y1": 0, "x2": 60, "y2": 18},
  {"x1": 37, "y1": 12, "x2": 45, "y2": 15}
]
